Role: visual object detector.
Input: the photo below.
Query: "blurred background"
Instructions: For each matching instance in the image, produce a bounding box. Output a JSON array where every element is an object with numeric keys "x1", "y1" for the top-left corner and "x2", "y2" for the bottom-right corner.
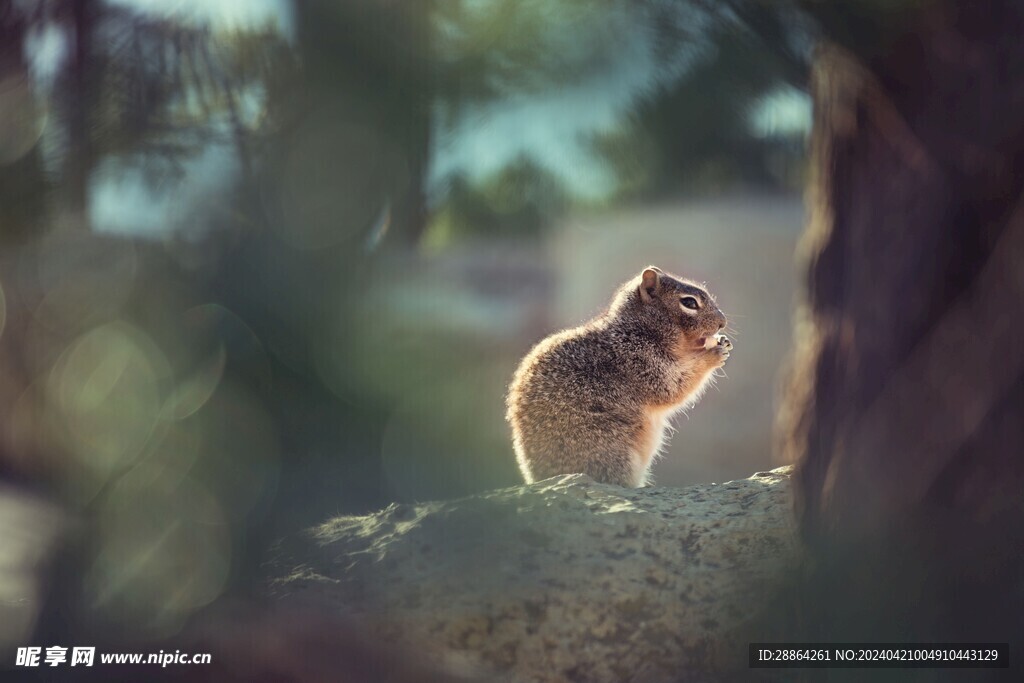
[{"x1": 0, "y1": 0, "x2": 817, "y2": 663}]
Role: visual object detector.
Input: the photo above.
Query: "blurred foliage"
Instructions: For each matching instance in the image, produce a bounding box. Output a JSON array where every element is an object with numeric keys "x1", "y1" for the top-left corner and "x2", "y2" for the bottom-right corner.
[
  {"x1": 428, "y1": 0, "x2": 815, "y2": 240},
  {"x1": 594, "y1": 12, "x2": 810, "y2": 200},
  {"x1": 424, "y1": 158, "x2": 569, "y2": 247},
  {"x1": 433, "y1": 0, "x2": 640, "y2": 109}
]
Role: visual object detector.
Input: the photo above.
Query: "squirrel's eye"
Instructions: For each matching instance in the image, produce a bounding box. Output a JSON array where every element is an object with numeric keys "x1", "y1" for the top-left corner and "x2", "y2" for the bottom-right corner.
[{"x1": 680, "y1": 296, "x2": 699, "y2": 310}]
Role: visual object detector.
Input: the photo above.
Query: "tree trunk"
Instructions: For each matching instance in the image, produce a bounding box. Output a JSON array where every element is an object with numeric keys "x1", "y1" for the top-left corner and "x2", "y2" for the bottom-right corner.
[
  {"x1": 62, "y1": 0, "x2": 97, "y2": 227},
  {"x1": 0, "y1": 2, "x2": 48, "y2": 242},
  {"x1": 290, "y1": 0, "x2": 433, "y2": 249},
  {"x1": 779, "y1": 0, "x2": 1024, "y2": 662}
]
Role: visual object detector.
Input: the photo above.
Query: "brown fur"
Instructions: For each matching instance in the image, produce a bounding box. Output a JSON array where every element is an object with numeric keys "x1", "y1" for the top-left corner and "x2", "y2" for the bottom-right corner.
[{"x1": 506, "y1": 266, "x2": 730, "y2": 487}]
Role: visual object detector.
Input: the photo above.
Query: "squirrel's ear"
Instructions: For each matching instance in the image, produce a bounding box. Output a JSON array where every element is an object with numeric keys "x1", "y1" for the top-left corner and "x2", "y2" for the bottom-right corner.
[{"x1": 640, "y1": 267, "x2": 661, "y2": 303}]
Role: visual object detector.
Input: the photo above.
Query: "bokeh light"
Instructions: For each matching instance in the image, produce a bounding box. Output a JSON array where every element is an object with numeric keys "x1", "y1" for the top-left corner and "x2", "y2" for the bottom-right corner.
[{"x1": 49, "y1": 323, "x2": 165, "y2": 484}]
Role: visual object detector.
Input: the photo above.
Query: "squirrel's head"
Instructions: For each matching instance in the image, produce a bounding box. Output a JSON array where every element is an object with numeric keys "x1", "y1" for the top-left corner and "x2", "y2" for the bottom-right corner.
[{"x1": 631, "y1": 266, "x2": 726, "y2": 348}]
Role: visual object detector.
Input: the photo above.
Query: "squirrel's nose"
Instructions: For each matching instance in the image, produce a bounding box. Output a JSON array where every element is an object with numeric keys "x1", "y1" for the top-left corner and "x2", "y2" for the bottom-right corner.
[{"x1": 717, "y1": 320, "x2": 725, "y2": 331}]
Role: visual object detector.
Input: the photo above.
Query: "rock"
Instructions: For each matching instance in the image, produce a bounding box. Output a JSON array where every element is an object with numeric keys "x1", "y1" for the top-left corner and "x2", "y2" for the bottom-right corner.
[{"x1": 269, "y1": 467, "x2": 799, "y2": 683}]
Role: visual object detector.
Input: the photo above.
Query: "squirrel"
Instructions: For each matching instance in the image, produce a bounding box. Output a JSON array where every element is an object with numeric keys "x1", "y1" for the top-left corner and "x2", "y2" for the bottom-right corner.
[{"x1": 506, "y1": 266, "x2": 731, "y2": 488}]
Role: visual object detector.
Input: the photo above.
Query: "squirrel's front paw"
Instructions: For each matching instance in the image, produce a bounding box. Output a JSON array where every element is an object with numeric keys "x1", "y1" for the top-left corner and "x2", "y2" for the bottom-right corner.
[{"x1": 708, "y1": 334, "x2": 731, "y2": 365}]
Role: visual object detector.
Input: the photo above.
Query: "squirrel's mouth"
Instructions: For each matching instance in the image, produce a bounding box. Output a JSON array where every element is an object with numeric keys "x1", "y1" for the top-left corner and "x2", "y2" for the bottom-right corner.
[{"x1": 696, "y1": 335, "x2": 719, "y2": 350}]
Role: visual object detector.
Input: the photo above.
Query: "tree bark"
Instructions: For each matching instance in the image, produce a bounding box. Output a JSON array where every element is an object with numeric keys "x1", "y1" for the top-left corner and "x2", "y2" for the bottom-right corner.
[{"x1": 779, "y1": 0, "x2": 1024, "y2": 659}]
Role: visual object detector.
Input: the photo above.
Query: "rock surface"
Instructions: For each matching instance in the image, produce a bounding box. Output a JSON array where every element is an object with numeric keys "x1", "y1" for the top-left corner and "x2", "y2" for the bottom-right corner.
[{"x1": 269, "y1": 467, "x2": 799, "y2": 682}]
